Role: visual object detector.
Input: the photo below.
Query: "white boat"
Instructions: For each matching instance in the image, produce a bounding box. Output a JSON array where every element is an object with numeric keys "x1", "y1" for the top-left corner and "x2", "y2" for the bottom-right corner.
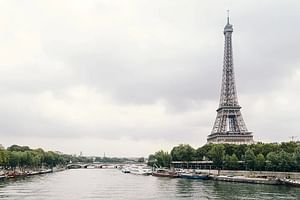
[
  {"x1": 121, "y1": 167, "x2": 130, "y2": 173},
  {"x1": 281, "y1": 178, "x2": 300, "y2": 187},
  {"x1": 129, "y1": 165, "x2": 152, "y2": 175},
  {"x1": 27, "y1": 171, "x2": 40, "y2": 176},
  {"x1": 40, "y1": 169, "x2": 52, "y2": 174}
]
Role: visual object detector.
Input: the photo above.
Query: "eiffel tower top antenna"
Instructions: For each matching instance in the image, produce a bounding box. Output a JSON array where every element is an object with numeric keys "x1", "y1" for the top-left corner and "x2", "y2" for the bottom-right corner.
[{"x1": 227, "y1": 10, "x2": 230, "y2": 24}]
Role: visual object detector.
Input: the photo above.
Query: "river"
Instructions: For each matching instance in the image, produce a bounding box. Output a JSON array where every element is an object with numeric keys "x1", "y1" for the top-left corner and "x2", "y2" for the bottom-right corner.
[{"x1": 0, "y1": 169, "x2": 299, "y2": 199}]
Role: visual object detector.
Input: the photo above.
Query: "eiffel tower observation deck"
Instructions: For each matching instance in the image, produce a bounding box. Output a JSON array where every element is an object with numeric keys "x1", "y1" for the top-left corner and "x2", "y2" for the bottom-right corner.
[{"x1": 207, "y1": 13, "x2": 254, "y2": 144}]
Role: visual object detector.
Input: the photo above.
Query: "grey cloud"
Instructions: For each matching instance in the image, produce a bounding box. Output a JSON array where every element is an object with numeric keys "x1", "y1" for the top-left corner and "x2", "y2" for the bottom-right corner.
[{"x1": 0, "y1": 1, "x2": 299, "y2": 155}]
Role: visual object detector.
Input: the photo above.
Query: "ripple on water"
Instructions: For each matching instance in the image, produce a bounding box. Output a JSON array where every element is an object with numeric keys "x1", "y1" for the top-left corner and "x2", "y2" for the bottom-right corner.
[{"x1": 0, "y1": 170, "x2": 299, "y2": 200}]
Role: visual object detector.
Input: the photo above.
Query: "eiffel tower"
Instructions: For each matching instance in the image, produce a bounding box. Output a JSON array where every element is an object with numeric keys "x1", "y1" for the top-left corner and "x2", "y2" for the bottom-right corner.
[{"x1": 207, "y1": 13, "x2": 254, "y2": 144}]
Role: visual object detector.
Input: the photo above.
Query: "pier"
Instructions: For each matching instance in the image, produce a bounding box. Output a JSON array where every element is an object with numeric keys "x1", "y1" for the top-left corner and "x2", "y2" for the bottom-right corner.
[{"x1": 211, "y1": 175, "x2": 280, "y2": 185}]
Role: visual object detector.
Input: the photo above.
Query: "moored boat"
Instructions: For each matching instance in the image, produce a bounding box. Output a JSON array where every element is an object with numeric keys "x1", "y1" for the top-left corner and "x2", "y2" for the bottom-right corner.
[
  {"x1": 280, "y1": 178, "x2": 300, "y2": 187},
  {"x1": 179, "y1": 173, "x2": 209, "y2": 180},
  {"x1": 27, "y1": 171, "x2": 40, "y2": 176},
  {"x1": 152, "y1": 169, "x2": 179, "y2": 178},
  {"x1": 129, "y1": 166, "x2": 152, "y2": 175},
  {"x1": 121, "y1": 167, "x2": 130, "y2": 173},
  {"x1": 40, "y1": 169, "x2": 52, "y2": 174},
  {"x1": 6, "y1": 171, "x2": 27, "y2": 179}
]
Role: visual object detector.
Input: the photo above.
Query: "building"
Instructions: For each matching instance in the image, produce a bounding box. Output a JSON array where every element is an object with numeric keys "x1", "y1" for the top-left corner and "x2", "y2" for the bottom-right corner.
[{"x1": 207, "y1": 14, "x2": 254, "y2": 144}]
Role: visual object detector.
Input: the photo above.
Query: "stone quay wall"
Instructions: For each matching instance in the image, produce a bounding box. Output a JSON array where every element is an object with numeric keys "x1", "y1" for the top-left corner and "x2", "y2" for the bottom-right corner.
[{"x1": 197, "y1": 169, "x2": 300, "y2": 179}]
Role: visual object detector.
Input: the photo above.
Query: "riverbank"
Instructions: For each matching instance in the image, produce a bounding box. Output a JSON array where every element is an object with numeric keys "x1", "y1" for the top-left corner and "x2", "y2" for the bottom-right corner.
[
  {"x1": 195, "y1": 169, "x2": 300, "y2": 180},
  {"x1": 210, "y1": 175, "x2": 280, "y2": 185},
  {"x1": 193, "y1": 169, "x2": 300, "y2": 187},
  {"x1": 0, "y1": 167, "x2": 67, "y2": 180},
  {"x1": 120, "y1": 165, "x2": 300, "y2": 189},
  {"x1": 209, "y1": 174, "x2": 300, "y2": 187}
]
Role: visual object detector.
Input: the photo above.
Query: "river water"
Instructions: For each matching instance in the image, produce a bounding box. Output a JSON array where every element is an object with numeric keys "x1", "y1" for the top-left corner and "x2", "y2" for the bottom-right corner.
[{"x1": 0, "y1": 169, "x2": 299, "y2": 200}]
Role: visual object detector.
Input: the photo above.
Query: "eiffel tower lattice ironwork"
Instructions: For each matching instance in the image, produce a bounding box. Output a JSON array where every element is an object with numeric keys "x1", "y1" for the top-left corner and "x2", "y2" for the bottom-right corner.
[{"x1": 207, "y1": 14, "x2": 254, "y2": 144}]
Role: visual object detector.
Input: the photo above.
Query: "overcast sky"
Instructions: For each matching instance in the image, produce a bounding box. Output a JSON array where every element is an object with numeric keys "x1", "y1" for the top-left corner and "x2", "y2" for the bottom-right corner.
[{"x1": 0, "y1": 0, "x2": 299, "y2": 157}]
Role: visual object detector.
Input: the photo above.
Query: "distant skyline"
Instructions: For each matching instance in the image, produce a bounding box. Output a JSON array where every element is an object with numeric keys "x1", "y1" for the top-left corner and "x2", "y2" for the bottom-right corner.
[{"x1": 0, "y1": 1, "x2": 300, "y2": 157}]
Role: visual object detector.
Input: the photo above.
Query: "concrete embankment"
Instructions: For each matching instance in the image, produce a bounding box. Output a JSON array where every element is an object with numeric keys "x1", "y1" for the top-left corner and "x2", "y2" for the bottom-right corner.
[
  {"x1": 211, "y1": 175, "x2": 280, "y2": 185},
  {"x1": 197, "y1": 169, "x2": 300, "y2": 180}
]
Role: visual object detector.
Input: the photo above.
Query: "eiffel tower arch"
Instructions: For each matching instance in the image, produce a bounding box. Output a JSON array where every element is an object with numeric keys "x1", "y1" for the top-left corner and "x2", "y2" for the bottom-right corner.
[{"x1": 207, "y1": 14, "x2": 254, "y2": 144}]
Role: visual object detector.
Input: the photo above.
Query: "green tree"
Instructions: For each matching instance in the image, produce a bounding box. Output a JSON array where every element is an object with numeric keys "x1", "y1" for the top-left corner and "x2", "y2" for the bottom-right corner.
[
  {"x1": 147, "y1": 154, "x2": 157, "y2": 167},
  {"x1": 7, "y1": 151, "x2": 20, "y2": 169},
  {"x1": 266, "y1": 152, "x2": 278, "y2": 171},
  {"x1": 293, "y1": 146, "x2": 300, "y2": 171},
  {"x1": 245, "y1": 148, "x2": 256, "y2": 170},
  {"x1": 195, "y1": 144, "x2": 212, "y2": 160},
  {"x1": 235, "y1": 144, "x2": 247, "y2": 160},
  {"x1": 0, "y1": 149, "x2": 9, "y2": 167},
  {"x1": 209, "y1": 144, "x2": 225, "y2": 170},
  {"x1": 149, "y1": 141, "x2": 300, "y2": 172},
  {"x1": 261, "y1": 143, "x2": 279, "y2": 157},
  {"x1": 255, "y1": 153, "x2": 265, "y2": 171},
  {"x1": 170, "y1": 144, "x2": 196, "y2": 162},
  {"x1": 7, "y1": 145, "x2": 31, "y2": 152},
  {"x1": 44, "y1": 151, "x2": 55, "y2": 167},
  {"x1": 280, "y1": 142, "x2": 298, "y2": 154},
  {"x1": 278, "y1": 150, "x2": 293, "y2": 172},
  {"x1": 154, "y1": 150, "x2": 171, "y2": 168},
  {"x1": 224, "y1": 154, "x2": 239, "y2": 170},
  {"x1": 224, "y1": 154, "x2": 231, "y2": 169},
  {"x1": 32, "y1": 153, "x2": 42, "y2": 168},
  {"x1": 252, "y1": 143, "x2": 264, "y2": 156},
  {"x1": 230, "y1": 154, "x2": 239, "y2": 170}
]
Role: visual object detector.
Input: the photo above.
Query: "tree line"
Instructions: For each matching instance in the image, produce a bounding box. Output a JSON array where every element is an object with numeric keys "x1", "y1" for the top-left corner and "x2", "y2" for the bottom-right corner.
[
  {"x1": 148, "y1": 142, "x2": 300, "y2": 172},
  {"x1": 0, "y1": 145, "x2": 76, "y2": 170},
  {"x1": 0, "y1": 144, "x2": 143, "y2": 171}
]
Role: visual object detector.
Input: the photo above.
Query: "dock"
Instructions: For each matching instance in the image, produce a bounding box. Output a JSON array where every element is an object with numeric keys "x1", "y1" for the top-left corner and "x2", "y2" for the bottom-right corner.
[
  {"x1": 211, "y1": 175, "x2": 281, "y2": 185},
  {"x1": 279, "y1": 178, "x2": 300, "y2": 187},
  {"x1": 1, "y1": 168, "x2": 66, "y2": 180}
]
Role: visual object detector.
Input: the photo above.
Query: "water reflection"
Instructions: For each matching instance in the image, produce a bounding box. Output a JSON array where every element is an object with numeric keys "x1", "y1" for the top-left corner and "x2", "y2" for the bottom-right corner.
[
  {"x1": 0, "y1": 170, "x2": 299, "y2": 200},
  {"x1": 211, "y1": 181, "x2": 299, "y2": 200},
  {"x1": 175, "y1": 179, "x2": 194, "y2": 197}
]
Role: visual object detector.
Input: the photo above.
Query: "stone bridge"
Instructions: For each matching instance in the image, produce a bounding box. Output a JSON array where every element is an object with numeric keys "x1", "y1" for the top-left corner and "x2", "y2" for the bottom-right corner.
[{"x1": 66, "y1": 163, "x2": 124, "y2": 169}]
